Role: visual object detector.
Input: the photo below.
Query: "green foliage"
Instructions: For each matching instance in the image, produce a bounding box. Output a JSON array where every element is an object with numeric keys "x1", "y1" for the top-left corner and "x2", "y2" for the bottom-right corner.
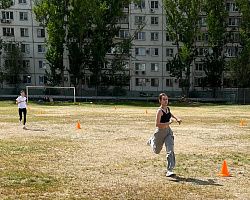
[
  {"x1": 164, "y1": 0, "x2": 202, "y2": 96},
  {"x1": 2, "y1": 42, "x2": 27, "y2": 85},
  {"x1": 67, "y1": 0, "x2": 132, "y2": 94},
  {"x1": 228, "y1": 0, "x2": 250, "y2": 88},
  {"x1": 202, "y1": 0, "x2": 227, "y2": 95},
  {"x1": 236, "y1": 0, "x2": 250, "y2": 44},
  {"x1": 0, "y1": 0, "x2": 12, "y2": 9},
  {"x1": 204, "y1": 0, "x2": 227, "y2": 47},
  {"x1": 228, "y1": 49, "x2": 250, "y2": 88},
  {"x1": 33, "y1": 0, "x2": 69, "y2": 86}
]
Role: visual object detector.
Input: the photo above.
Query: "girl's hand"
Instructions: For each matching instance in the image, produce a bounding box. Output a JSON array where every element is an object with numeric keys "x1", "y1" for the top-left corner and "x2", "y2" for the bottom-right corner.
[{"x1": 176, "y1": 119, "x2": 182, "y2": 125}]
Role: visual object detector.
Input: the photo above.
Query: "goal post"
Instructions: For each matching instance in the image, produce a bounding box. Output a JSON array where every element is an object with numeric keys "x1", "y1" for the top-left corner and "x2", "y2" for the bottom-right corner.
[{"x1": 26, "y1": 86, "x2": 76, "y2": 103}]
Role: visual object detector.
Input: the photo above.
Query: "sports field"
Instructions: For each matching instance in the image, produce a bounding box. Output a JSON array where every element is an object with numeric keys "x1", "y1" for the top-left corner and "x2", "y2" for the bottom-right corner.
[{"x1": 0, "y1": 101, "x2": 249, "y2": 199}]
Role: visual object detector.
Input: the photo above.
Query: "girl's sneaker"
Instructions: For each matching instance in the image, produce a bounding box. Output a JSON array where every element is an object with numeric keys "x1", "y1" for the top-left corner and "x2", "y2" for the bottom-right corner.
[{"x1": 166, "y1": 171, "x2": 175, "y2": 177}]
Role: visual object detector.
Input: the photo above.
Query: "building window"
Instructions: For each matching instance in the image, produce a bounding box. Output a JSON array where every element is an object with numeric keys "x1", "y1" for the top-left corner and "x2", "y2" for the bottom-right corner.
[
  {"x1": 196, "y1": 32, "x2": 209, "y2": 42},
  {"x1": 151, "y1": 63, "x2": 159, "y2": 72},
  {"x1": 18, "y1": 0, "x2": 27, "y2": 3},
  {"x1": 228, "y1": 32, "x2": 240, "y2": 43},
  {"x1": 151, "y1": 32, "x2": 159, "y2": 41},
  {"x1": 166, "y1": 64, "x2": 171, "y2": 72},
  {"x1": 151, "y1": 78, "x2": 159, "y2": 87},
  {"x1": 135, "y1": 63, "x2": 146, "y2": 71},
  {"x1": 151, "y1": 48, "x2": 159, "y2": 56},
  {"x1": 225, "y1": 47, "x2": 240, "y2": 57},
  {"x1": 226, "y1": 3, "x2": 238, "y2": 12},
  {"x1": 228, "y1": 17, "x2": 241, "y2": 26},
  {"x1": 194, "y1": 77, "x2": 204, "y2": 87},
  {"x1": 197, "y1": 47, "x2": 208, "y2": 56},
  {"x1": 39, "y1": 60, "x2": 46, "y2": 69},
  {"x1": 198, "y1": 17, "x2": 207, "y2": 27},
  {"x1": 135, "y1": 78, "x2": 146, "y2": 86},
  {"x1": 150, "y1": 1, "x2": 159, "y2": 9},
  {"x1": 38, "y1": 44, "x2": 46, "y2": 53},
  {"x1": 107, "y1": 47, "x2": 120, "y2": 54},
  {"x1": 19, "y1": 12, "x2": 28, "y2": 21},
  {"x1": 3, "y1": 27, "x2": 14, "y2": 36},
  {"x1": 21, "y1": 44, "x2": 30, "y2": 53},
  {"x1": 195, "y1": 63, "x2": 204, "y2": 71},
  {"x1": 119, "y1": 15, "x2": 129, "y2": 24},
  {"x1": 166, "y1": 48, "x2": 174, "y2": 57},
  {"x1": 135, "y1": 47, "x2": 146, "y2": 56},
  {"x1": 151, "y1": 16, "x2": 159, "y2": 25},
  {"x1": 166, "y1": 33, "x2": 173, "y2": 41},
  {"x1": 20, "y1": 28, "x2": 29, "y2": 37},
  {"x1": 1, "y1": 11, "x2": 13, "y2": 20},
  {"x1": 134, "y1": 0, "x2": 145, "y2": 9},
  {"x1": 4, "y1": 43, "x2": 15, "y2": 52},
  {"x1": 39, "y1": 76, "x2": 44, "y2": 84},
  {"x1": 166, "y1": 79, "x2": 173, "y2": 87},
  {"x1": 37, "y1": 28, "x2": 45, "y2": 38},
  {"x1": 23, "y1": 75, "x2": 31, "y2": 84},
  {"x1": 22, "y1": 60, "x2": 30, "y2": 68},
  {"x1": 135, "y1": 32, "x2": 146, "y2": 40},
  {"x1": 119, "y1": 30, "x2": 129, "y2": 38},
  {"x1": 135, "y1": 16, "x2": 146, "y2": 25}
]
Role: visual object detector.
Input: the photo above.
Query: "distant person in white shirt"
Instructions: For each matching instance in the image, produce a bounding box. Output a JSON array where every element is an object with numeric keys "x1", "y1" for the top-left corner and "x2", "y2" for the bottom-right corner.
[{"x1": 16, "y1": 90, "x2": 28, "y2": 130}]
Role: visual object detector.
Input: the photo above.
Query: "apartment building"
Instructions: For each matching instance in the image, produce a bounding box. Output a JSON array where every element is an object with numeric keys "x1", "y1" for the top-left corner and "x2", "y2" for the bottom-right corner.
[
  {"x1": 0, "y1": 0, "x2": 242, "y2": 93},
  {"x1": 129, "y1": 0, "x2": 242, "y2": 93},
  {"x1": 0, "y1": 0, "x2": 69, "y2": 89}
]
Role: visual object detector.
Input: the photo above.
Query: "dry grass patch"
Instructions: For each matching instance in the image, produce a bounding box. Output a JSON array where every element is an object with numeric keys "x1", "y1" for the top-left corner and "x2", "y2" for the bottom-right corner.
[{"x1": 0, "y1": 102, "x2": 249, "y2": 199}]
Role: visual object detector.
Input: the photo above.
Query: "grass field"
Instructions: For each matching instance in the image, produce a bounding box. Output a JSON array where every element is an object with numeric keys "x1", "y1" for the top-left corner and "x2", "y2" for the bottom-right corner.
[{"x1": 0, "y1": 101, "x2": 249, "y2": 199}]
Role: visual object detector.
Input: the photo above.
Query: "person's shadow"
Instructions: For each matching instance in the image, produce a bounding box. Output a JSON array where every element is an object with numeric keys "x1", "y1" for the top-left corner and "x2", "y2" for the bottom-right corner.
[
  {"x1": 24, "y1": 128, "x2": 46, "y2": 132},
  {"x1": 169, "y1": 175, "x2": 223, "y2": 186}
]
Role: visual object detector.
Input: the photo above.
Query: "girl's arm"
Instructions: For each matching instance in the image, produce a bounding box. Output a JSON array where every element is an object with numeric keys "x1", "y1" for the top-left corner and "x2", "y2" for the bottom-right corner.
[
  {"x1": 155, "y1": 109, "x2": 172, "y2": 128},
  {"x1": 171, "y1": 113, "x2": 182, "y2": 125}
]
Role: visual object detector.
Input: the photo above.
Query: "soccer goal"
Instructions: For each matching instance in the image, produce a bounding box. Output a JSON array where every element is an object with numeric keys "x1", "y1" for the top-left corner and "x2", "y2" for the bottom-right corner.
[{"x1": 26, "y1": 86, "x2": 76, "y2": 103}]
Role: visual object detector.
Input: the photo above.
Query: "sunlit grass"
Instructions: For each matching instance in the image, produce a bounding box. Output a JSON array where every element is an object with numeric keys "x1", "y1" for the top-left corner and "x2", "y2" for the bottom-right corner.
[{"x1": 0, "y1": 101, "x2": 249, "y2": 199}]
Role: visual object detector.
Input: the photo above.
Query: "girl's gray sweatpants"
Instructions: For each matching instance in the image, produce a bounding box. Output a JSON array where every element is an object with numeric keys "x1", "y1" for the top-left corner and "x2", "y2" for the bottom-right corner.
[{"x1": 149, "y1": 127, "x2": 175, "y2": 171}]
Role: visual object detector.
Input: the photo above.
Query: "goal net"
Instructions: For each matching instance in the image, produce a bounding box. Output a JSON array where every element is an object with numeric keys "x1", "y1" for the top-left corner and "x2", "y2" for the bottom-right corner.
[{"x1": 26, "y1": 86, "x2": 76, "y2": 103}]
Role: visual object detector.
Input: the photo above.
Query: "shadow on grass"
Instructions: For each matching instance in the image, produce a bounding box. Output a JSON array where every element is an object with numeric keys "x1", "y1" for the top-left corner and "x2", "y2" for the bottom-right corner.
[
  {"x1": 169, "y1": 175, "x2": 223, "y2": 186},
  {"x1": 25, "y1": 128, "x2": 46, "y2": 132}
]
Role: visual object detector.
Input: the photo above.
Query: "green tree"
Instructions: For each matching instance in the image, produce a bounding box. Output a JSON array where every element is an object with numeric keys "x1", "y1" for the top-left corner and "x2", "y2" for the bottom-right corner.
[
  {"x1": 0, "y1": 0, "x2": 12, "y2": 9},
  {"x1": 33, "y1": 0, "x2": 69, "y2": 86},
  {"x1": 66, "y1": 0, "x2": 93, "y2": 94},
  {"x1": 203, "y1": 0, "x2": 227, "y2": 97},
  {"x1": 227, "y1": 0, "x2": 250, "y2": 88},
  {"x1": 164, "y1": 0, "x2": 202, "y2": 96},
  {"x1": 2, "y1": 42, "x2": 27, "y2": 87},
  {"x1": 67, "y1": 0, "x2": 132, "y2": 95}
]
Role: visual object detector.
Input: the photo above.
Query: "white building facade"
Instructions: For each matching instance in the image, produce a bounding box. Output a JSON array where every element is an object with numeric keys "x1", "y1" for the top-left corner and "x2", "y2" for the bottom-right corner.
[{"x1": 0, "y1": 0, "x2": 241, "y2": 94}]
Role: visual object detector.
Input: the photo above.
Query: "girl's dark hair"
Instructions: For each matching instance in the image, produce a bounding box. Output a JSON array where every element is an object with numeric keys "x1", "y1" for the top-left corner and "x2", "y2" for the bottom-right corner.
[
  {"x1": 20, "y1": 90, "x2": 25, "y2": 93},
  {"x1": 158, "y1": 93, "x2": 167, "y2": 101}
]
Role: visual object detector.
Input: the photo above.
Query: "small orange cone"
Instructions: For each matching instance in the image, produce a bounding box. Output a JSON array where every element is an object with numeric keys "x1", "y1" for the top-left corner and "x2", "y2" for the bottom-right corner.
[
  {"x1": 218, "y1": 160, "x2": 230, "y2": 177},
  {"x1": 240, "y1": 119, "x2": 244, "y2": 126},
  {"x1": 145, "y1": 110, "x2": 148, "y2": 114},
  {"x1": 115, "y1": 106, "x2": 117, "y2": 110},
  {"x1": 240, "y1": 119, "x2": 247, "y2": 126},
  {"x1": 76, "y1": 121, "x2": 81, "y2": 129}
]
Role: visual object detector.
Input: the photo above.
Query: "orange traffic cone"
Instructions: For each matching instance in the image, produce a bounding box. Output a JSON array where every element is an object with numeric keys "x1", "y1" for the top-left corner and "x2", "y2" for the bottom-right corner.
[
  {"x1": 145, "y1": 110, "x2": 148, "y2": 114},
  {"x1": 76, "y1": 121, "x2": 81, "y2": 129},
  {"x1": 218, "y1": 160, "x2": 230, "y2": 177},
  {"x1": 240, "y1": 119, "x2": 244, "y2": 126}
]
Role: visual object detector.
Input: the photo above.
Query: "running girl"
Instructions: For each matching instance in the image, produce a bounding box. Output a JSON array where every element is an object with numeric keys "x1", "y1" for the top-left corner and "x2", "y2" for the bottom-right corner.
[
  {"x1": 147, "y1": 93, "x2": 181, "y2": 177},
  {"x1": 16, "y1": 90, "x2": 28, "y2": 130}
]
